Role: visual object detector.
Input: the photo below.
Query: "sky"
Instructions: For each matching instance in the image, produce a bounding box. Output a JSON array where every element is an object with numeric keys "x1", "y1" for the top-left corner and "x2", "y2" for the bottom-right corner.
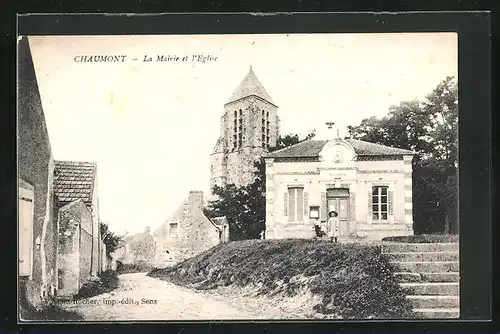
[{"x1": 28, "y1": 33, "x2": 457, "y2": 235}]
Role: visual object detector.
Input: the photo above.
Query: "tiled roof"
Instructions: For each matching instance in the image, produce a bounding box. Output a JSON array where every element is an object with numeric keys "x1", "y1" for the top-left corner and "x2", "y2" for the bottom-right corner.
[
  {"x1": 226, "y1": 67, "x2": 275, "y2": 105},
  {"x1": 347, "y1": 138, "x2": 416, "y2": 156},
  {"x1": 54, "y1": 160, "x2": 97, "y2": 204},
  {"x1": 264, "y1": 138, "x2": 416, "y2": 159}
]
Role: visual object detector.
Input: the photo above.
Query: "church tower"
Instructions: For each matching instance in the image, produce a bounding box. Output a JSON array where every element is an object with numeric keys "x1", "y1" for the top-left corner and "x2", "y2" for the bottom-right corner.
[{"x1": 210, "y1": 66, "x2": 280, "y2": 190}]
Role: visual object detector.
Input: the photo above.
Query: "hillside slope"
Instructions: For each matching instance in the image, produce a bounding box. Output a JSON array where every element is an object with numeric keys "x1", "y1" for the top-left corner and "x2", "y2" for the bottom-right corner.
[{"x1": 148, "y1": 239, "x2": 415, "y2": 319}]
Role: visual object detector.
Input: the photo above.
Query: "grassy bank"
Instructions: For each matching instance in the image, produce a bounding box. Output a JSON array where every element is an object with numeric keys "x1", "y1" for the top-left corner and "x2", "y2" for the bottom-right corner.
[
  {"x1": 148, "y1": 239, "x2": 415, "y2": 319},
  {"x1": 382, "y1": 234, "x2": 459, "y2": 243}
]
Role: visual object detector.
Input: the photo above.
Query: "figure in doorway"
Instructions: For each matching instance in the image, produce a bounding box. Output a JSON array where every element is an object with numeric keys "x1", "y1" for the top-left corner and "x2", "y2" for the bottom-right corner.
[{"x1": 328, "y1": 211, "x2": 340, "y2": 243}]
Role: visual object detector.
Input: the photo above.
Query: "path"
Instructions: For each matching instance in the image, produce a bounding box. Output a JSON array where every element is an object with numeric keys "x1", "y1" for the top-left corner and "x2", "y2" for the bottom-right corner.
[{"x1": 57, "y1": 272, "x2": 280, "y2": 320}]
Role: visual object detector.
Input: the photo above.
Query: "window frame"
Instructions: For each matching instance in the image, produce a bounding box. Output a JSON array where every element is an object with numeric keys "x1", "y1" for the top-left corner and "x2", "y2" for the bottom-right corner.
[
  {"x1": 287, "y1": 186, "x2": 305, "y2": 223},
  {"x1": 372, "y1": 186, "x2": 389, "y2": 221},
  {"x1": 169, "y1": 222, "x2": 179, "y2": 238}
]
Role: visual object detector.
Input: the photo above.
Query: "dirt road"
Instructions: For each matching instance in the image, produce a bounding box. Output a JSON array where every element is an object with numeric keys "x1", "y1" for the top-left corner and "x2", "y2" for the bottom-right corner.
[{"x1": 57, "y1": 272, "x2": 288, "y2": 321}]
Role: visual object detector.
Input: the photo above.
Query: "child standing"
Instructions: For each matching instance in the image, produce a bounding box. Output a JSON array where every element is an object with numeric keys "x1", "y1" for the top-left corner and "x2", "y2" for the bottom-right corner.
[{"x1": 328, "y1": 211, "x2": 340, "y2": 243}]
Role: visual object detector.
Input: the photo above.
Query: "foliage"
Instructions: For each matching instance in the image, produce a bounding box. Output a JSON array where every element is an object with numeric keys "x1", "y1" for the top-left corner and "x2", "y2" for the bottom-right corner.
[
  {"x1": 382, "y1": 234, "x2": 459, "y2": 243},
  {"x1": 74, "y1": 270, "x2": 119, "y2": 300},
  {"x1": 148, "y1": 239, "x2": 415, "y2": 319},
  {"x1": 347, "y1": 76, "x2": 458, "y2": 234},
  {"x1": 115, "y1": 260, "x2": 154, "y2": 275},
  {"x1": 273, "y1": 130, "x2": 316, "y2": 151},
  {"x1": 205, "y1": 131, "x2": 316, "y2": 240},
  {"x1": 100, "y1": 222, "x2": 124, "y2": 256},
  {"x1": 19, "y1": 304, "x2": 84, "y2": 321}
]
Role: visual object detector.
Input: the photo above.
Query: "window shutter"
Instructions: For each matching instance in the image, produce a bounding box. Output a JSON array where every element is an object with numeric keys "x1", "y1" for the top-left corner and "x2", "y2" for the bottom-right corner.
[
  {"x1": 321, "y1": 192, "x2": 327, "y2": 221},
  {"x1": 388, "y1": 190, "x2": 394, "y2": 215},
  {"x1": 283, "y1": 191, "x2": 288, "y2": 217},
  {"x1": 368, "y1": 189, "x2": 373, "y2": 218},
  {"x1": 303, "y1": 191, "x2": 308, "y2": 218}
]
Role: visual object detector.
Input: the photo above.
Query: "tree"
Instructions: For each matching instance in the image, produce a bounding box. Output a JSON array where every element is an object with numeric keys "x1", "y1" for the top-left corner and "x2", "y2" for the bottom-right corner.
[
  {"x1": 100, "y1": 222, "x2": 125, "y2": 256},
  {"x1": 205, "y1": 131, "x2": 316, "y2": 240},
  {"x1": 273, "y1": 130, "x2": 316, "y2": 151},
  {"x1": 348, "y1": 76, "x2": 458, "y2": 234}
]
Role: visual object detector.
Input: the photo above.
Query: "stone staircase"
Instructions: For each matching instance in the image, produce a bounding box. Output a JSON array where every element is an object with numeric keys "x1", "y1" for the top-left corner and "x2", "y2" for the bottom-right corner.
[{"x1": 381, "y1": 242, "x2": 460, "y2": 319}]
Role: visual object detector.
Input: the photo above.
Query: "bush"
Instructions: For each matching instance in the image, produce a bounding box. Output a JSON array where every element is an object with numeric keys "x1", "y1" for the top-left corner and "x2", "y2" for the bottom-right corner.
[
  {"x1": 382, "y1": 234, "x2": 459, "y2": 243},
  {"x1": 116, "y1": 260, "x2": 153, "y2": 274},
  {"x1": 19, "y1": 304, "x2": 84, "y2": 321},
  {"x1": 74, "y1": 270, "x2": 119, "y2": 300},
  {"x1": 148, "y1": 239, "x2": 415, "y2": 319}
]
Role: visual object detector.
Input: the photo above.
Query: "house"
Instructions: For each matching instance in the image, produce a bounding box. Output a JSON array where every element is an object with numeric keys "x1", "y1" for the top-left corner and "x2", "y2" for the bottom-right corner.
[
  {"x1": 153, "y1": 191, "x2": 230, "y2": 265},
  {"x1": 263, "y1": 134, "x2": 416, "y2": 240},
  {"x1": 18, "y1": 36, "x2": 59, "y2": 310},
  {"x1": 210, "y1": 66, "x2": 280, "y2": 189},
  {"x1": 123, "y1": 227, "x2": 156, "y2": 266},
  {"x1": 53, "y1": 160, "x2": 103, "y2": 276},
  {"x1": 53, "y1": 160, "x2": 105, "y2": 296}
]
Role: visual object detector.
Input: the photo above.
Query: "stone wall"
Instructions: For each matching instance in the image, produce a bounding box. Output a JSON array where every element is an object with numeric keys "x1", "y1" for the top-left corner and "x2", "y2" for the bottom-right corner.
[
  {"x1": 57, "y1": 200, "x2": 93, "y2": 298},
  {"x1": 18, "y1": 36, "x2": 59, "y2": 310},
  {"x1": 90, "y1": 173, "x2": 101, "y2": 275}
]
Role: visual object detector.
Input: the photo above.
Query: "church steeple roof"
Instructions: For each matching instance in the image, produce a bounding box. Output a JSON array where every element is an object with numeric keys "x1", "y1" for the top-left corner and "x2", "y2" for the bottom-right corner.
[{"x1": 225, "y1": 66, "x2": 276, "y2": 106}]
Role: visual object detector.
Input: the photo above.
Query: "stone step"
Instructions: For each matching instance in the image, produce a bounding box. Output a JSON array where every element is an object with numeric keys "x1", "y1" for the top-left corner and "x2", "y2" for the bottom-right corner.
[
  {"x1": 390, "y1": 261, "x2": 459, "y2": 273},
  {"x1": 407, "y1": 295, "x2": 460, "y2": 309},
  {"x1": 413, "y1": 308, "x2": 460, "y2": 319},
  {"x1": 381, "y1": 243, "x2": 459, "y2": 253},
  {"x1": 394, "y1": 272, "x2": 460, "y2": 283},
  {"x1": 384, "y1": 251, "x2": 458, "y2": 262},
  {"x1": 400, "y1": 282, "x2": 459, "y2": 296}
]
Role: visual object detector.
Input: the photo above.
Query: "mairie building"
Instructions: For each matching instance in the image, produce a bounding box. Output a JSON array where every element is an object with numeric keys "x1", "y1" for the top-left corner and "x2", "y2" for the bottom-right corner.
[{"x1": 263, "y1": 135, "x2": 416, "y2": 240}]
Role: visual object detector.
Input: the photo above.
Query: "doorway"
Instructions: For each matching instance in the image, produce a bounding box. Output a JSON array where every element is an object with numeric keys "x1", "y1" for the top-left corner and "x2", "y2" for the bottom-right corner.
[{"x1": 327, "y1": 188, "x2": 350, "y2": 237}]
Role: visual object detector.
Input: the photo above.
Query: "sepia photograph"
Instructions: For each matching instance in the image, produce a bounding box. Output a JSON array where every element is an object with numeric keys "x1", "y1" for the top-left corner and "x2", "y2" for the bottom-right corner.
[{"x1": 18, "y1": 31, "x2": 459, "y2": 322}]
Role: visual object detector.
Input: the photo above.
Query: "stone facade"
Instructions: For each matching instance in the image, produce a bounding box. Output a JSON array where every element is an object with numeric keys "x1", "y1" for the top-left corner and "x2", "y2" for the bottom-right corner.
[
  {"x1": 264, "y1": 138, "x2": 416, "y2": 240},
  {"x1": 18, "y1": 36, "x2": 59, "y2": 310},
  {"x1": 153, "y1": 191, "x2": 229, "y2": 265},
  {"x1": 124, "y1": 227, "x2": 157, "y2": 265},
  {"x1": 210, "y1": 67, "x2": 280, "y2": 189},
  {"x1": 57, "y1": 200, "x2": 93, "y2": 299}
]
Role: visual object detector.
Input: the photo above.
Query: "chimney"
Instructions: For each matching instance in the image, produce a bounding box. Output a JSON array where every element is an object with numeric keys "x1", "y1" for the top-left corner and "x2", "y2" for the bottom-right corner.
[
  {"x1": 326, "y1": 122, "x2": 342, "y2": 140},
  {"x1": 188, "y1": 191, "x2": 204, "y2": 209}
]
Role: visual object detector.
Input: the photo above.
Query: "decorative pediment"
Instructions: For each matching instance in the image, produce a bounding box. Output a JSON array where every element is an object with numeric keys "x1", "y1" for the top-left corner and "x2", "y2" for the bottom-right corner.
[{"x1": 319, "y1": 139, "x2": 357, "y2": 166}]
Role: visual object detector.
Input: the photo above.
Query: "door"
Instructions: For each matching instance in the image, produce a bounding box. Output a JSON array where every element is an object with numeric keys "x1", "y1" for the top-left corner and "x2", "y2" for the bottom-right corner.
[{"x1": 327, "y1": 197, "x2": 350, "y2": 237}]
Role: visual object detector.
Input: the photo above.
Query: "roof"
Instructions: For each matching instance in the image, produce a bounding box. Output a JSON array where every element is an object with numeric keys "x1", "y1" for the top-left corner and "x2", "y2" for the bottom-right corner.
[
  {"x1": 212, "y1": 137, "x2": 225, "y2": 154},
  {"x1": 210, "y1": 216, "x2": 229, "y2": 227},
  {"x1": 53, "y1": 160, "x2": 97, "y2": 205},
  {"x1": 225, "y1": 67, "x2": 276, "y2": 106},
  {"x1": 264, "y1": 138, "x2": 416, "y2": 159}
]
